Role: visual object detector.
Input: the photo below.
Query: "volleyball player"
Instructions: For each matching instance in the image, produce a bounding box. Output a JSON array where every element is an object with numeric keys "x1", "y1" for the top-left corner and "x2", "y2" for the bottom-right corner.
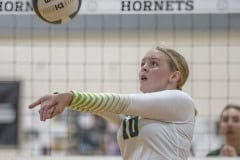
[
  {"x1": 29, "y1": 46, "x2": 197, "y2": 160},
  {"x1": 207, "y1": 104, "x2": 240, "y2": 157}
]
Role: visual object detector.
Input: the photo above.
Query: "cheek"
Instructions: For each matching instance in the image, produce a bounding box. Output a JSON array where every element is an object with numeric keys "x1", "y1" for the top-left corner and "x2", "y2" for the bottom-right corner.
[
  {"x1": 236, "y1": 123, "x2": 240, "y2": 130},
  {"x1": 150, "y1": 69, "x2": 170, "y2": 81},
  {"x1": 220, "y1": 123, "x2": 227, "y2": 131}
]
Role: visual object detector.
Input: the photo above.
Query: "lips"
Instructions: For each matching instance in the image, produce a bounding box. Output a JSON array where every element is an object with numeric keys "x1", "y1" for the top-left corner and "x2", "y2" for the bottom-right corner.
[
  {"x1": 226, "y1": 130, "x2": 234, "y2": 134},
  {"x1": 140, "y1": 75, "x2": 148, "y2": 81}
]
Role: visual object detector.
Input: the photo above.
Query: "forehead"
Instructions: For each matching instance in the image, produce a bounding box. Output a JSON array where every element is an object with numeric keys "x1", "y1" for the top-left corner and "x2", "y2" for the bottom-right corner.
[
  {"x1": 222, "y1": 108, "x2": 240, "y2": 117},
  {"x1": 142, "y1": 49, "x2": 167, "y2": 61}
]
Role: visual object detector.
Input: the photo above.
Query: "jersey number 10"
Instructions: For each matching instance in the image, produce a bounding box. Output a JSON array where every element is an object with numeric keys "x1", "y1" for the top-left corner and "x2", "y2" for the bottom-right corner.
[{"x1": 123, "y1": 116, "x2": 139, "y2": 139}]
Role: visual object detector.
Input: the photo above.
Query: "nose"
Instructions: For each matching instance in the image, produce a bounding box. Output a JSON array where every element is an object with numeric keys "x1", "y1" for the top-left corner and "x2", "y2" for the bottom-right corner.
[
  {"x1": 227, "y1": 119, "x2": 234, "y2": 127},
  {"x1": 141, "y1": 63, "x2": 149, "y2": 72}
]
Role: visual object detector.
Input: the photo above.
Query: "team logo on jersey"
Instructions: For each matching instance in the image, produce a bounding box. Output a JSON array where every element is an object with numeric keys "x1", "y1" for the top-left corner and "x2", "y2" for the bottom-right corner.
[{"x1": 123, "y1": 116, "x2": 139, "y2": 139}]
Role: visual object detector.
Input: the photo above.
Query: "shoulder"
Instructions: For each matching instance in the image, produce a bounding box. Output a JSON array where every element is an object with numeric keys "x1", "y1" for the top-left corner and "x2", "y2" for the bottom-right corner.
[
  {"x1": 155, "y1": 89, "x2": 193, "y2": 99},
  {"x1": 206, "y1": 148, "x2": 221, "y2": 157},
  {"x1": 153, "y1": 90, "x2": 196, "y2": 112},
  {"x1": 164, "y1": 90, "x2": 197, "y2": 116},
  {"x1": 168, "y1": 90, "x2": 193, "y2": 100},
  {"x1": 160, "y1": 90, "x2": 194, "y2": 106}
]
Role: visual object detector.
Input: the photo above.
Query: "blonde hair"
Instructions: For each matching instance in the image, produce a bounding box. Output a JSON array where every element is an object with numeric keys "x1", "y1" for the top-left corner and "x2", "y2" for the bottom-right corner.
[{"x1": 155, "y1": 46, "x2": 189, "y2": 90}]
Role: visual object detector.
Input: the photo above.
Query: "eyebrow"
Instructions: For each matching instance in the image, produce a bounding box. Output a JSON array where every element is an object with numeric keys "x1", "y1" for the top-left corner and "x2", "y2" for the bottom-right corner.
[
  {"x1": 222, "y1": 115, "x2": 240, "y2": 118},
  {"x1": 142, "y1": 57, "x2": 161, "y2": 61}
]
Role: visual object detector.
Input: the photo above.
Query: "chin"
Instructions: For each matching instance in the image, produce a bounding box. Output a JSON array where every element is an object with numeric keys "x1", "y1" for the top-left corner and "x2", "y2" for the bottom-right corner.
[
  {"x1": 140, "y1": 86, "x2": 148, "y2": 93},
  {"x1": 140, "y1": 87, "x2": 154, "y2": 93},
  {"x1": 140, "y1": 87, "x2": 166, "y2": 93},
  {"x1": 139, "y1": 88, "x2": 145, "y2": 93}
]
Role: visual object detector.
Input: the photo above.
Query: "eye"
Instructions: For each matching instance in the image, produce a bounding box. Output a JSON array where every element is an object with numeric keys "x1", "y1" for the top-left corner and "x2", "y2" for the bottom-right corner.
[
  {"x1": 141, "y1": 61, "x2": 145, "y2": 67},
  {"x1": 232, "y1": 117, "x2": 239, "y2": 123},
  {"x1": 222, "y1": 117, "x2": 228, "y2": 123},
  {"x1": 149, "y1": 60, "x2": 159, "y2": 67}
]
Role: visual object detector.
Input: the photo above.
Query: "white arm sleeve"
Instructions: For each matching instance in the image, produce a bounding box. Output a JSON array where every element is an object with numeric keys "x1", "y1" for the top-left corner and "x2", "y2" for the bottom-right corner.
[{"x1": 126, "y1": 90, "x2": 195, "y2": 122}]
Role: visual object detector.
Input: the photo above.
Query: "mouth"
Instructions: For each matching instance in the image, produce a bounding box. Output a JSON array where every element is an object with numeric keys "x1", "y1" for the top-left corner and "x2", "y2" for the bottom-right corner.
[
  {"x1": 226, "y1": 130, "x2": 234, "y2": 134},
  {"x1": 140, "y1": 75, "x2": 148, "y2": 81}
]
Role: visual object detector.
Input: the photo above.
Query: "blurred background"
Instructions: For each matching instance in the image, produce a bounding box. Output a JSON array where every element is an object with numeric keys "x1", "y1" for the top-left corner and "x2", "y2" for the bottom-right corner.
[{"x1": 0, "y1": 0, "x2": 240, "y2": 158}]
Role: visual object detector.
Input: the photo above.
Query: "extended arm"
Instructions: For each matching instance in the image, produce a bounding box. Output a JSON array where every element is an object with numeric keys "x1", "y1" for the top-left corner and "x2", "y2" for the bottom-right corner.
[
  {"x1": 69, "y1": 90, "x2": 195, "y2": 122},
  {"x1": 29, "y1": 90, "x2": 195, "y2": 122}
]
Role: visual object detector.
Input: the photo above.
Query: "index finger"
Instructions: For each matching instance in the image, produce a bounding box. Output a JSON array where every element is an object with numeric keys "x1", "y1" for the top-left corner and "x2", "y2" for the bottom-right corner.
[{"x1": 29, "y1": 99, "x2": 41, "y2": 109}]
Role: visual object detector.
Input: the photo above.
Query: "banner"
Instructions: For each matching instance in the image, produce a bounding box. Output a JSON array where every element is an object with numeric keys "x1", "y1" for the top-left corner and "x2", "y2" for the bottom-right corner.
[
  {"x1": 0, "y1": 0, "x2": 240, "y2": 15},
  {"x1": 0, "y1": 81, "x2": 19, "y2": 146}
]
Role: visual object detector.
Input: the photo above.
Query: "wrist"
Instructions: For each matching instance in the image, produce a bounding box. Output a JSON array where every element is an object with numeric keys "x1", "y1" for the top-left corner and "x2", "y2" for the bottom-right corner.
[
  {"x1": 57, "y1": 92, "x2": 73, "y2": 107},
  {"x1": 65, "y1": 92, "x2": 74, "y2": 107}
]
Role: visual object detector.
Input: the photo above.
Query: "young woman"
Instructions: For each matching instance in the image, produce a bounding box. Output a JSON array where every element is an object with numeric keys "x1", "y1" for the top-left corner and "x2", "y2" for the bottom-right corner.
[
  {"x1": 207, "y1": 104, "x2": 240, "y2": 157},
  {"x1": 29, "y1": 46, "x2": 196, "y2": 160}
]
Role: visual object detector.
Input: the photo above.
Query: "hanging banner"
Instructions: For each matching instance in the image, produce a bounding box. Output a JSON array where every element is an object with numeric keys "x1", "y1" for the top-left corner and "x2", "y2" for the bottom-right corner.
[
  {"x1": 0, "y1": 81, "x2": 19, "y2": 146},
  {"x1": 0, "y1": 0, "x2": 240, "y2": 15}
]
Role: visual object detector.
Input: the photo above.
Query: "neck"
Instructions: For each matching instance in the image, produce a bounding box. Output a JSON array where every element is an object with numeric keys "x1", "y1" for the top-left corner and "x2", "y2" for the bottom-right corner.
[
  {"x1": 226, "y1": 136, "x2": 240, "y2": 155},
  {"x1": 166, "y1": 84, "x2": 177, "y2": 90}
]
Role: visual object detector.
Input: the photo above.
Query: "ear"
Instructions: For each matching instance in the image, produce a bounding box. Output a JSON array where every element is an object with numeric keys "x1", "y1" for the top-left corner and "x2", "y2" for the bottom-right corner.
[{"x1": 169, "y1": 71, "x2": 181, "y2": 84}]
